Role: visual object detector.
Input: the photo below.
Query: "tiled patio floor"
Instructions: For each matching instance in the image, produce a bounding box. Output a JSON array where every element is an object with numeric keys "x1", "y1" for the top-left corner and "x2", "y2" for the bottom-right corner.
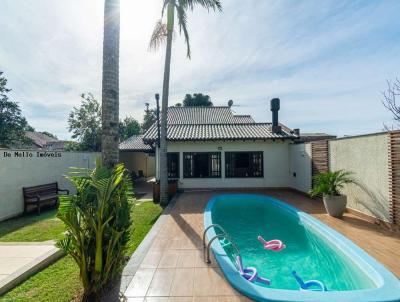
[{"x1": 124, "y1": 190, "x2": 400, "y2": 302}]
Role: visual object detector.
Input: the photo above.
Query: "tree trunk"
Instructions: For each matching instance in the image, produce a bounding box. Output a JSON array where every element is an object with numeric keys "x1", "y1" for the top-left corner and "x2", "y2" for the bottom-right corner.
[
  {"x1": 101, "y1": 0, "x2": 120, "y2": 168},
  {"x1": 159, "y1": 0, "x2": 175, "y2": 206}
]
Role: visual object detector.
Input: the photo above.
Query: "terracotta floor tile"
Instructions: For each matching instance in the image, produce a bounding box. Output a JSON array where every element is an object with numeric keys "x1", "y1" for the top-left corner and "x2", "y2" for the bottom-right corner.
[
  {"x1": 147, "y1": 268, "x2": 175, "y2": 296},
  {"x1": 158, "y1": 250, "x2": 180, "y2": 268},
  {"x1": 151, "y1": 237, "x2": 170, "y2": 251},
  {"x1": 193, "y1": 296, "x2": 248, "y2": 302},
  {"x1": 176, "y1": 250, "x2": 198, "y2": 268},
  {"x1": 127, "y1": 190, "x2": 400, "y2": 302},
  {"x1": 195, "y1": 250, "x2": 219, "y2": 268},
  {"x1": 141, "y1": 251, "x2": 163, "y2": 269},
  {"x1": 128, "y1": 298, "x2": 145, "y2": 302},
  {"x1": 125, "y1": 268, "x2": 156, "y2": 297},
  {"x1": 192, "y1": 297, "x2": 218, "y2": 302},
  {"x1": 167, "y1": 238, "x2": 182, "y2": 250},
  {"x1": 168, "y1": 297, "x2": 193, "y2": 302},
  {"x1": 193, "y1": 268, "x2": 219, "y2": 296},
  {"x1": 193, "y1": 267, "x2": 239, "y2": 297},
  {"x1": 145, "y1": 298, "x2": 169, "y2": 302},
  {"x1": 212, "y1": 269, "x2": 239, "y2": 296},
  {"x1": 170, "y1": 268, "x2": 195, "y2": 296},
  {"x1": 179, "y1": 238, "x2": 200, "y2": 250},
  {"x1": 217, "y1": 296, "x2": 253, "y2": 302}
]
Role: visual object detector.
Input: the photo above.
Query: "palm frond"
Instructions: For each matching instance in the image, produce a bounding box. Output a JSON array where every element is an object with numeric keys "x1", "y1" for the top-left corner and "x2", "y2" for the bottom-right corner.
[
  {"x1": 56, "y1": 236, "x2": 73, "y2": 253},
  {"x1": 149, "y1": 19, "x2": 168, "y2": 52},
  {"x1": 310, "y1": 170, "x2": 355, "y2": 197},
  {"x1": 161, "y1": 0, "x2": 169, "y2": 16},
  {"x1": 57, "y1": 195, "x2": 73, "y2": 215},
  {"x1": 184, "y1": 0, "x2": 222, "y2": 11},
  {"x1": 176, "y1": 1, "x2": 191, "y2": 58},
  {"x1": 57, "y1": 161, "x2": 133, "y2": 295}
]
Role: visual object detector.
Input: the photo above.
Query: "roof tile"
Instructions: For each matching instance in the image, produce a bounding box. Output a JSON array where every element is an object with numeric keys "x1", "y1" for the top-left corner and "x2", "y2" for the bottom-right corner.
[
  {"x1": 119, "y1": 135, "x2": 153, "y2": 151},
  {"x1": 141, "y1": 106, "x2": 296, "y2": 142}
]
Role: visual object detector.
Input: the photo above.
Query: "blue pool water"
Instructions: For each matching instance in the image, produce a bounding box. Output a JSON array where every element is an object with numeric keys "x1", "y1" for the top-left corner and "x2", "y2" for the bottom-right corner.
[
  {"x1": 211, "y1": 195, "x2": 375, "y2": 291},
  {"x1": 204, "y1": 194, "x2": 400, "y2": 302}
]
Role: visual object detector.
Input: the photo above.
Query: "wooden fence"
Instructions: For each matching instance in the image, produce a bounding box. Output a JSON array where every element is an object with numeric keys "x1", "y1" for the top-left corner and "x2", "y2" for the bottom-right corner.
[
  {"x1": 311, "y1": 140, "x2": 329, "y2": 187},
  {"x1": 388, "y1": 131, "x2": 400, "y2": 225}
]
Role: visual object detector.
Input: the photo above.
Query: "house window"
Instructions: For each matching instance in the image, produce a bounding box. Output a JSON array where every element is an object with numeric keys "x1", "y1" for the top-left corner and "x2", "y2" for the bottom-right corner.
[
  {"x1": 183, "y1": 152, "x2": 221, "y2": 178},
  {"x1": 167, "y1": 153, "x2": 179, "y2": 178},
  {"x1": 225, "y1": 152, "x2": 263, "y2": 178}
]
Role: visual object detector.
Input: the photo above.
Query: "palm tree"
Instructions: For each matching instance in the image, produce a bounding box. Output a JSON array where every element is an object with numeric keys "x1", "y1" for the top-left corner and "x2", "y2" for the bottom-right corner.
[
  {"x1": 150, "y1": 0, "x2": 222, "y2": 206},
  {"x1": 101, "y1": 0, "x2": 120, "y2": 168}
]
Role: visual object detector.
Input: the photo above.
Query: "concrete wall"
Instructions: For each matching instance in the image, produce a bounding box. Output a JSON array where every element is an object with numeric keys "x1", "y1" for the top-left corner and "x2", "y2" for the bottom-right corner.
[
  {"x1": 156, "y1": 140, "x2": 292, "y2": 189},
  {"x1": 0, "y1": 150, "x2": 100, "y2": 221},
  {"x1": 289, "y1": 143, "x2": 312, "y2": 193},
  {"x1": 119, "y1": 151, "x2": 155, "y2": 177},
  {"x1": 329, "y1": 133, "x2": 390, "y2": 222}
]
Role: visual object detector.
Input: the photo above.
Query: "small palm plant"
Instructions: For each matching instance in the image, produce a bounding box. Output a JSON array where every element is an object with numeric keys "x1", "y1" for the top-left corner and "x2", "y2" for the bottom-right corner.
[
  {"x1": 310, "y1": 170, "x2": 355, "y2": 218},
  {"x1": 57, "y1": 160, "x2": 133, "y2": 299},
  {"x1": 310, "y1": 170, "x2": 355, "y2": 197}
]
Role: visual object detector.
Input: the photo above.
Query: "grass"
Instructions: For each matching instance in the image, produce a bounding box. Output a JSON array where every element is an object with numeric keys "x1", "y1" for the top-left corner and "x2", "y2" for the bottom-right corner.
[
  {"x1": 0, "y1": 209, "x2": 65, "y2": 242},
  {"x1": 0, "y1": 200, "x2": 162, "y2": 302},
  {"x1": 0, "y1": 256, "x2": 82, "y2": 302}
]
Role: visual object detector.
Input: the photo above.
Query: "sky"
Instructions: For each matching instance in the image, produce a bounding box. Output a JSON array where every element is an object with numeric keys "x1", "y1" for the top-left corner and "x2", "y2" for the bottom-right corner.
[{"x1": 0, "y1": 0, "x2": 399, "y2": 140}]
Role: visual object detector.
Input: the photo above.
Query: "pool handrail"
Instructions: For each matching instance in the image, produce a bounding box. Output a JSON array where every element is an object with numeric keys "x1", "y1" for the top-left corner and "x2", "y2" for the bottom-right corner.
[
  {"x1": 205, "y1": 234, "x2": 241, "y2": 267},
  {"x1": 202, "y1": 223, "x2": 231, "y2": 248}
]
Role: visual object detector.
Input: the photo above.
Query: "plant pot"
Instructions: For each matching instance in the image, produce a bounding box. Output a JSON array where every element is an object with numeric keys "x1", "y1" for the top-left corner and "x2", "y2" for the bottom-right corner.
[
  {"x1": 152, "y1": 180, "x2": 178, "y2": 204},
  {"x1": 323, "y1": 195, "x2": 347, "y2": 218}
]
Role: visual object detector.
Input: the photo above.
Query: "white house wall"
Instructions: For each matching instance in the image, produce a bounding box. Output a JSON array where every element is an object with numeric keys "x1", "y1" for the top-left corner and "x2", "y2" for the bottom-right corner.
[
  {"x1": 0, "y1": 151, "x2": 100, "y2": 221},
  {"x1": 289, "y1": 143, "x2": 312, "y2": 193},
  {"x1": 157, "y1": 140, "x2": 292, "y2": 189},
  {"x1": 119, "y1": 151, "x2": 155, "y2": 177}
]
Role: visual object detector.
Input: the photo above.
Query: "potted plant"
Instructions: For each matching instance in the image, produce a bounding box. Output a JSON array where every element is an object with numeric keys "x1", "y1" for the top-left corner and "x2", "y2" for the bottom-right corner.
[
  {"x1": 310, "y1": 170, "x2": 355, "y2": 218},
  {"x1": 152, "y1": 180, "x2": 178, "y2": 205}
]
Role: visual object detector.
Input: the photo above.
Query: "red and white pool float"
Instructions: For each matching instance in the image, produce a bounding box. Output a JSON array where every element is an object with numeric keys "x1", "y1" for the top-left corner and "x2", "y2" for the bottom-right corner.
[{"x1": 258, "y1": 235, "x2": 286, "y2": 251}]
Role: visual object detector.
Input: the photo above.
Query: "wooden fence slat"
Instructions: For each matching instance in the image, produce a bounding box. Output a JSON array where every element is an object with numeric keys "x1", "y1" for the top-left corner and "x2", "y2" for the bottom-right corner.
[
  {"x1": 388, "y1": 131, "x2": 400, "y2": 225},
  {"x1": 311, "y1": 140, "x2": 329, "y2": 188}
]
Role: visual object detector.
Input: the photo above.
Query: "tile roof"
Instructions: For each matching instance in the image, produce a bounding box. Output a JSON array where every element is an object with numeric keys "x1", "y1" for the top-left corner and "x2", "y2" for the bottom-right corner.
[
  {"x1": 25, "y1": 131, "x2": 58, "y2": 148},
  {"x1": 295, "y1": 133, "x2": 336, "y2": 143},
  {"x1": 25, "y1": 131, "x2": 65, "y2": 150},
  {"x1": 233, "y1": 115, "x2": 255, "y2": 123},
  {"x1": 144, "y1": 123, "x2": 295, "y2": 141},
  {"x1": 143, "y1": 106, "x2": 297, "y2": 142},
  {"x1": 166, "y1": 106, "x2": 243, "y2": 124},
  {"x1": 119, "y1": 135, "x2": 153, "y2": 151},
  {"x1": 44, "y1": 141, "x2": 67, "y2": 151}
]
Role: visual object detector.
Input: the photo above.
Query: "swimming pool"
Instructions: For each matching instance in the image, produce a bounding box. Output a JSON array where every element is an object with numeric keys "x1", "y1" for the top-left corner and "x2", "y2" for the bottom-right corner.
[{"x1": 204, "y1": 194, "x2": 400, "y2": 302}]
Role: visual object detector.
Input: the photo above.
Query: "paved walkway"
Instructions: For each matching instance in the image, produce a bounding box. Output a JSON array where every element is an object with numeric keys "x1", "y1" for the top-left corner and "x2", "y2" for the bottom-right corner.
[
  {"x1": 134, "y1": 179, "x2": 154, "y2": 201},
  {"x1": 124, "y1": 190, "x2": 400, "y2": 302},
  {"x1": 0, "y1": 242, "x2": 62, "y2": 295}
]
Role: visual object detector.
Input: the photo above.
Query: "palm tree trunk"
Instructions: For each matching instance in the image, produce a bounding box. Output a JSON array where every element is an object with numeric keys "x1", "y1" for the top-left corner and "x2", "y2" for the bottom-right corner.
[
  {"x1": 101, "y1": 0, "x2": 120, "y2": 168},
  {"x1": 159, "y1": 0, "x2": 175, "y2": 206}
]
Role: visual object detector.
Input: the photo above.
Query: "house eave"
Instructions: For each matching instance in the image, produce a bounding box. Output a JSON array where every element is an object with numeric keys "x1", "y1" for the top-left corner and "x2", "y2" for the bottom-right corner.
[{"x1": 143, "y1": 137, "x2": 296, "y2": 144}]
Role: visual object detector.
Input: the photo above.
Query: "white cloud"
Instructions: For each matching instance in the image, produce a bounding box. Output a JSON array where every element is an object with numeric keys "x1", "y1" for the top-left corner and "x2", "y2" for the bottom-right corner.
[{"x1": 0, "y1": 0, "x2": 398, "y2": 139}]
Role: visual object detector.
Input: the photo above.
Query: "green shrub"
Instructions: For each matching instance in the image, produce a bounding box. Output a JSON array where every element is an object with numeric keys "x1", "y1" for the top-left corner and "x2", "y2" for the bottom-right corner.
[
  {"x1": 310, "y1": 170, "x2": 355, "y2": 197},
  {"x1": 56, "y1": 161, "x2": 133, "y2": 299}
]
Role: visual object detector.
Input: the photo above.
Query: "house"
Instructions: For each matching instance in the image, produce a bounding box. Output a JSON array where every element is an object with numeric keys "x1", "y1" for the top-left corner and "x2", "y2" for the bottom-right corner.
[
  {"x1": 295, "y1": 132, "x2": 336, "y2": 143},
  {"x1": 23, "y1": 131, "x2": 67, "y2": 150},
  {"x1": 142, "y1": 98, "x2": 300, "y2": 189},
  {"x1": 119, "y1": 135, "x2": 155, "y2": 178}
]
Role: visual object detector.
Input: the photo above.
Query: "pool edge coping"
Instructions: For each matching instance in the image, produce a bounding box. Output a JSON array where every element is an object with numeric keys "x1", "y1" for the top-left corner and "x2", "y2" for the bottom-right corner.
[
  {"x1": 204, "y1": 193, "x2": 400, "y2": 302},
  {"x1": 119, "y1": 196, "x2": 179, "y2": 296}
]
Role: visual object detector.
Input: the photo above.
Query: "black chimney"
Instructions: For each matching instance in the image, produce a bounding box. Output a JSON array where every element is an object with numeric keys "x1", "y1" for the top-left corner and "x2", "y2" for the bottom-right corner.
[{"x1": 270, "y1": 98, "x2": 281, "y2": 133}]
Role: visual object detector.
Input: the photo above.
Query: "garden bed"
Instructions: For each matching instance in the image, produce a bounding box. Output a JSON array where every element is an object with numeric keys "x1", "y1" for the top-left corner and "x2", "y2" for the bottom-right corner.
[{"x1": 0, "y1": 201, "x2": 162, "y2": 302}]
